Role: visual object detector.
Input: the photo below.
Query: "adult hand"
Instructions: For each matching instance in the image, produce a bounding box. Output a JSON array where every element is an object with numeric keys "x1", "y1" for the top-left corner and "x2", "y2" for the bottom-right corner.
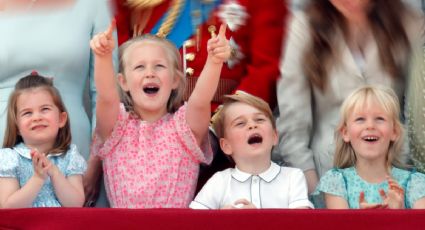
[{"x1": 83, "y1": 155, "x2": 103, "y2": 207}]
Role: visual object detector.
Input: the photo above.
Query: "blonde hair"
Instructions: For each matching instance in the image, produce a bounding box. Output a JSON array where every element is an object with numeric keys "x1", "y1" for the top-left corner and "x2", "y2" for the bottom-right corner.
[
  {"x1": 3, "y1": 73, "x2": 71, "y2": 154},
  {"x1": 212, "y1": 91, "x2": 275, "y2": 139},
  {"x1": 334, "y1": 85, "x2": 404, "y2": 169},
  {"x1": 118, "y1": 34, "x2": 186, "y2": 114}
]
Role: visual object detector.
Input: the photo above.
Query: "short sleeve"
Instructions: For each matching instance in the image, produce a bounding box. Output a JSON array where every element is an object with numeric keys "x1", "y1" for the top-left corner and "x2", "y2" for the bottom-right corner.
[
  {"x1": 190, "y1": 171, "x2": 226, "y2": 209},
  {"x1": 0, "y1": 149, "x2": 19, "y2": 178},
  {"x1": 91, "y1": 104, "x2": 128, "y2": 159},
  {"x1": 314, "y1": 169, "x2": 348, "y2": 199},
  {"x1": 287, "y1": 168, "x2": 314, "y2": 208},
  {"x1": 65, "y1": 145, "x2": 88, "y2": 176},
  {"x1": 173, "y1": 104, "x2": 213, "y2": 164},
  {"x1": 406, "y1": 172, "x2": 425, "y2": 207}
]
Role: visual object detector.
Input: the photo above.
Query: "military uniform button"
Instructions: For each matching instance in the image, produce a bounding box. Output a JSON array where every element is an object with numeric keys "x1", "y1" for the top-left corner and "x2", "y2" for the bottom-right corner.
[
  {"x1": 185, "y1": 53, "x2": 195, "y2": 61},
  {"x1": 184, "y1": 39, "x2": 195, "y2": 48},
  {"x1": 186, "y1": 67, "x2": 194, "y2": 76}
]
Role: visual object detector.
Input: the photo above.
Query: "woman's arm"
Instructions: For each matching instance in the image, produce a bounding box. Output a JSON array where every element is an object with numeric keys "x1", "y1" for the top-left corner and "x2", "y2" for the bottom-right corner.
[{"x1": 273, "y1": 13, "x2": 318, "y2": 193}]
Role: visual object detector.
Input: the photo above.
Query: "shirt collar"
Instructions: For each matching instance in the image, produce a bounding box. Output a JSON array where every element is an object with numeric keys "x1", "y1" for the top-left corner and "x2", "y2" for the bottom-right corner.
[
  {"x1": 232, "y1": 162, "x2": 281, "y2": 183},
  {"x1": 13, "y1": 142, "x2": 64, "y2": 159}
]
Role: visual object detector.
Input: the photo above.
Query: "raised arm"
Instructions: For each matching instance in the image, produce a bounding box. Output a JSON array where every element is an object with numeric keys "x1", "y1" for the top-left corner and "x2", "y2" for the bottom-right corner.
[
  {"x1": 187, "y1": 24, "x2": 230, "y2": 145},
  {"x1": 90, "y1": 20, "x2": 121, "y2": 141}
]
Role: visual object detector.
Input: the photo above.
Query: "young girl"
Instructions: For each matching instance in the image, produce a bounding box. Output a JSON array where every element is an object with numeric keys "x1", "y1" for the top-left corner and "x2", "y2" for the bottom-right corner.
[
  {"x1": 89, "y1": 21, "x2": 230, "y2": 208},
  {"x1": 0, "y1": 73, "x2": 87, "y2": 208},
  {"x1": 314, "y1": 85, "x2": 425, "y2": 209}
]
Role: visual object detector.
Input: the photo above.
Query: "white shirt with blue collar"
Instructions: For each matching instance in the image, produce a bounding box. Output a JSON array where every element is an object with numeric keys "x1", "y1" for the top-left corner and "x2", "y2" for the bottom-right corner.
[
  {"x1": 0, "y1": 143, "x2": 87, "y2": 207},
  {"x1": 190, "y1": 162, "x2": 313, "y2": 209}
]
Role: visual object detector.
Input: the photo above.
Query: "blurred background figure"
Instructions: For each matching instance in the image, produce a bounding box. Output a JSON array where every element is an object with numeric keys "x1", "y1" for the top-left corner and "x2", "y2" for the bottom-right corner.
[
  {"x1": 0, "y1": 0, "x2": 116, "y2": 207},
  {"x1": 290, "y1": 0, "x2": 308, "y2": 11},
  {"x1": 403, "y1": 0, "x2": 425, "y2": 12},
  {"x1": 406, "y1": 45, "x2": 425, "y2": 173},
  {"x1": 273, "y1": 0, "x2": 424, "y2": 194}
]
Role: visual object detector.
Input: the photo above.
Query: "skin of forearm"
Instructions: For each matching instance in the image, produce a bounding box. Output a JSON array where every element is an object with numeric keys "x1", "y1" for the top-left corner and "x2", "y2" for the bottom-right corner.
[{"x1": 1, "y1": 176, "x2": 45, "y2": 208}]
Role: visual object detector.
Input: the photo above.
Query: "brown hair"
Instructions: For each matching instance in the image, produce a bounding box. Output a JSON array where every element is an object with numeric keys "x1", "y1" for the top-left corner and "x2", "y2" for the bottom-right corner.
[
  {"x1": 303, "y1": 0, "x2": 410, "y2": 91},
  {"x1": 212, "y1": 91, "x2": 275, "y2": 139},
  {"x1": 334, "y1": 85, "x2": 404, "y2": 169},
  {"x1": 118, "y1": 34, "x2": 186, "y2": 115},
  {"x1": 3, "y1": 73, "x2": 71, "y2": 154}
]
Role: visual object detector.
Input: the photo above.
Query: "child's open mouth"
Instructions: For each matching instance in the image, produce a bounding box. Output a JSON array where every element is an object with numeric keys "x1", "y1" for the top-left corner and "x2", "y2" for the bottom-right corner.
[
  {"x1": 143, "y1": 84, "x2": 160, "y2": 94},
  {"x1": 248, "y1": 133, "x2": 263, "y2": 145},
  {"x1": 31, "y1": 125, "x2": 47, "y2": 130},
  {"x1": 362, "y1": 136, "x2": 379, "y2": 142}
]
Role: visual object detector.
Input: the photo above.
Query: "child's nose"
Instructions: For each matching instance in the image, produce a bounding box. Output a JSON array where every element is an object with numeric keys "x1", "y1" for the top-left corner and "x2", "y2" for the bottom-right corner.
[
  {"x1": 365, "y1": 119, "x2": 375, "y2": 129},
  {"x1": 248, "y1": 122, "x2": 258, "y2": 130},
  {"x1": 31, "y1": 113, "x2": 42, "y2": 121},
  {"x1": 144, "y1": 67, "x2": 155, "y2": 78}
]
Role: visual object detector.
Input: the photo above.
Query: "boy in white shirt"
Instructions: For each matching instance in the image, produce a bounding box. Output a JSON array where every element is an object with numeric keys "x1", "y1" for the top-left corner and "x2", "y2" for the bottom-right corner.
[{"x1": 190, "y1": 91, "x2": 313, "y2": 209}]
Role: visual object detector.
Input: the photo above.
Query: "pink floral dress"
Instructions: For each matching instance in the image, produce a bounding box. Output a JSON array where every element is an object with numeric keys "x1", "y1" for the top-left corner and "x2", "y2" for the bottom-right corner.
[{"x1": 92, "y1": 103, "x2": 212, "y2": 208}]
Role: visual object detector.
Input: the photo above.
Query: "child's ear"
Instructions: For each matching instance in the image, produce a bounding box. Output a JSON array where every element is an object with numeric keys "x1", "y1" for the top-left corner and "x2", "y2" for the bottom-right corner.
[
  {"x1": 118, "y1": 73, "x2": 129, "y2": 91},
  {"x1": 58, "y1": 112, "x2": 68, "y2": 128},
  {"x1": 391, "y1": 124, "x2": 400, "y2": 141},
  {"x1": 340, "y1": 125, "x2": 350, "y2": 142},
  {"x1": 272, "y1": 129, "x2": 278, "y2": 146},
  {"x1": 171, "y1": 73, "x2": 180, "y2": 90},
  {"x1": 220, "y1": 138, "x2": 233, "y2": 156}
]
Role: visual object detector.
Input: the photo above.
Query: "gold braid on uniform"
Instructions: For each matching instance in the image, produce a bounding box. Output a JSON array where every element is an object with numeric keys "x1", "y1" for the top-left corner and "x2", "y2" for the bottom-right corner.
[
  {"x1": 156, "y1": 0, "x2": 185, "y2": 38},
  {"x1": 126, "y1": 0, "x2": 164, "y2": 9}
]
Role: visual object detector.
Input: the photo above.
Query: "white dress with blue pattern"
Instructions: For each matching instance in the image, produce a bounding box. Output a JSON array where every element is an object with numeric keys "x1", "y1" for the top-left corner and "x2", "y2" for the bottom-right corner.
[{"x1": 0, "y1": 143, "x2": 87, "y2": 207}]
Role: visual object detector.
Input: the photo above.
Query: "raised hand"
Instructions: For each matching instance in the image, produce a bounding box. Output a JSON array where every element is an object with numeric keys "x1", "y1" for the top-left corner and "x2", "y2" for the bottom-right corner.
[
  {"x1": 358, "y1": 191, "x2": 387, "y2": 209},
  {"x1": 207, "y1": 24, "x2": 231, "y2": 64},
  {"x1": 380, "y1": 176, "x2": 405, "y2": 209},
  {"x1": 90, "y1": 19, "x2": 116, "y2": 56}
]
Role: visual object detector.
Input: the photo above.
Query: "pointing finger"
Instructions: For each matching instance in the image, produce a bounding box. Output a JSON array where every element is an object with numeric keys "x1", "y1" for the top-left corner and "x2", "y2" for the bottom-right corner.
[
  {"x1": 218, "y1": 23, "x2": 227, "y2": 37},
  {"x1": 105, "y1": 19, "x2": 116, "y2": 39}
]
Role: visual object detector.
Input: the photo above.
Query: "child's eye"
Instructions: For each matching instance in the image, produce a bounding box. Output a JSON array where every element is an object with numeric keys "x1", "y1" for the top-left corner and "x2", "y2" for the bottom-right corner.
[
  {"x1": 155, "y1": 64, "x2": 166, "y2": 69},
  {"x1": 41, "y1": 107, "x2": 51, "y2": 112},
  {"x1": 354, "y1": 117, "x2": 365, "y2": 122},
  {"x1": 135, "y1": 65, "x2": 145, "y2": 70},
  {"x1": 376, "y1": 116, "x2": 386, "y2": 122},
  {"x1": 235, "y1": 121, "x2": 245, "y2": 127},
  {"x1": 255, "y1": 118, "x2": 266, "y2": 123},
  {"x1": 21, "y1": 111, "x2": 31, "y2": 117}
]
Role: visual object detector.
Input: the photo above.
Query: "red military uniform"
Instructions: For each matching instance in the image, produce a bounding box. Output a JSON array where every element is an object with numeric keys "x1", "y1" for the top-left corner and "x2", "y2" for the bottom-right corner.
[{"x1": 114, "y1": 0, "x2": 288, "y2": 110}]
